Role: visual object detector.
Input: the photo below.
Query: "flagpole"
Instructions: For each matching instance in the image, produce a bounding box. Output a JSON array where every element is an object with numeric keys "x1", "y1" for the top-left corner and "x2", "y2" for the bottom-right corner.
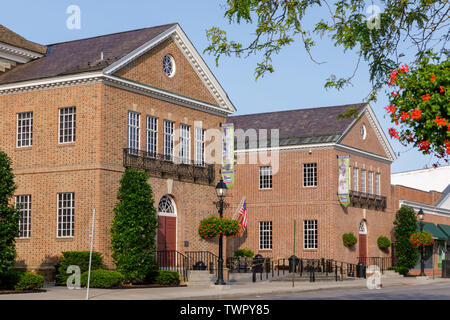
[
  {"x1": 292, "y1": 220, "x2": 296, "y2": 288},
  {"x1": 86, "y1": 208, "x2": 96, "y2": 300}
]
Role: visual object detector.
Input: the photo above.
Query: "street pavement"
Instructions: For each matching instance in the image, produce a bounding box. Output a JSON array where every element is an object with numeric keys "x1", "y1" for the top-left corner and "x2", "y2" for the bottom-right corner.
[{"x1": 0, "y1": 276, "x2": 449, "y2": 300}]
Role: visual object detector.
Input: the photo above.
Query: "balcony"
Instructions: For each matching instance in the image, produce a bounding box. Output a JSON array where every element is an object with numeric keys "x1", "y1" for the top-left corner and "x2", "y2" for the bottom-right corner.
[
  {"x1": 123, "y1": 148, "x2": 215, "y2": 185},
  {"x1": 349, "y1": 190, "x2": 387, "y2": 210}
]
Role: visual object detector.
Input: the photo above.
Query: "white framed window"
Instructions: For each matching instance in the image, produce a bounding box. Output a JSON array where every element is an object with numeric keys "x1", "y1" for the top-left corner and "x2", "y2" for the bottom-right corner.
[
  {"x1": 163, "y1": 54, "x2": 176, "y2": 78},
  {"x1": 146, "y1": 116, "x2": 158, "y2": 157},
  {"x1": 15, "y1": 195, "x2": 31, "y2": 238},
  {"x1": 180, "y1": 124, "x2": 190, "y2": 164},
  {"x1": 57, "y1": 193, "x2": 74, "y2": 238},
  {"x1": 259, "y1": 221, "x2": 272, "y2": 250},
  {"x1": 164, "y1": 120, "x2": 174, "y2": 161},
  {"x1": 304, "y1": 220, "x2": 318, "y2": 249},
  {"x1": 360, "y1": 124, "x2": 367, "y2": 140},
  {"x1": 128, "y1": 111, "x2": 140, "y2": 153},
  {"x1": 353, "y1": 167, "x2": 358, "y2": 191},
  {"x1": 376, "y1": 172, "x2": 381, "y2": 195},
  {"x1": 368, "y1": 171, "x2": 374, "y2": 195},
  {"x1": 348, "y1": 166, "x2": 352, "y2": 191},
  {"x1": 360, "y1": 169, "x2": 366, "y2": 193},
  {"x1": 259, "y1": 166, "x2": 272, "y2": 189},
  {"x1": 59, "y1": 107, "x2": 76, "y2": 144},
  {"x1": 303, "y1": 163, "x2": 317, "y2": 187},
  {"x1": 17, "y1": 112, "x2": 33, "y2": 148},
  {"x1": 195, "y1": 127, "x2": 205, "y2": 166}
]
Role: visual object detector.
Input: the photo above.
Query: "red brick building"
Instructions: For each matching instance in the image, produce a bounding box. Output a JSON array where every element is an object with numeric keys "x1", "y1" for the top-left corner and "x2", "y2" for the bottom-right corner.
[
  {"x1": 226, "y1": 103, "x2": 398, "y2": 265},
  {"x1": 0, "y1": 24, "x2": 236, "y2": 278}
]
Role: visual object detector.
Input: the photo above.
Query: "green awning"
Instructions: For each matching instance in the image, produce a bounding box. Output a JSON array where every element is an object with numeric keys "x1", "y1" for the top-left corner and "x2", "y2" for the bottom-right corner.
[
  {"x1": 437, "y1": 224, "x2": 450, "y2": 240},
  {"x1": 416, "y1": 221, "x2": 448, "y2": 240}
]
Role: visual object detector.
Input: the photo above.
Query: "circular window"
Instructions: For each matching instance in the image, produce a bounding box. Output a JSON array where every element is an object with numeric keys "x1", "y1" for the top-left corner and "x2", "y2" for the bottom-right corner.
[
  {"x1": 163, "y1": 54, "x2": 175, "y2": 78},
  {"x1": 360, "y1": 124, "x2": 367, "y2": 140}
]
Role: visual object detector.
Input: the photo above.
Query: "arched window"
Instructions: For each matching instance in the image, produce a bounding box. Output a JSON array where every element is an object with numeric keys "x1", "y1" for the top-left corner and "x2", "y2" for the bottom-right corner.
[
  {"x1": 157, "y1": 195, "x2": 176, "y2": 216},
  {"x1": 359, "y1": 220, "x2": 367, "y2": 235}
]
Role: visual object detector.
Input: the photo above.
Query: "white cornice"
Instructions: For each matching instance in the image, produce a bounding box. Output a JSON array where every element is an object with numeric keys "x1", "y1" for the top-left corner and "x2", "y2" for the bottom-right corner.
[
  {"x1": 102, "y1": 75, "x2": 230, "y2": 117},
  {"x1": 0, "y1": 71, "x2": 104, "y2": 94},
  {"x1": 399, "y1": 200, "x2": 450, "y2": 218},
  {"x1": 235, "y1": 142, "x2": 393, "y2": 163},
  {"x1": 0, "y1": 42, "x2": 44, "y2": 62}
]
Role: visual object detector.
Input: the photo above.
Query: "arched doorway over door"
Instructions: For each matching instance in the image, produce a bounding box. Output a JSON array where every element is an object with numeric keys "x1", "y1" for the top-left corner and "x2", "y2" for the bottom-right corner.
[
  {"x1": 359, "y1": 219, "x2": 368, "y2": 263},
  {"x1": 157, "y1": 195, "x2": 177, "y2": 266}
]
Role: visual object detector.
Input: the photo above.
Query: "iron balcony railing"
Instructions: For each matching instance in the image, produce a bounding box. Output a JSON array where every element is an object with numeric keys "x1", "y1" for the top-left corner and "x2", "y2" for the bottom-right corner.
[
  {"x1": 349, "y1": 190, "x2": 387, "y2": 210},
  {"x1": 123, "y1": 148, "x2": 215, "y2": 185}
]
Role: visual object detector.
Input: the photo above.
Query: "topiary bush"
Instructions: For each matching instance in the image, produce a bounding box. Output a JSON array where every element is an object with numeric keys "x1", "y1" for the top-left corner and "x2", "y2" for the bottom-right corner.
[
  {"x1": 153, "y1": 270, "x2": 180, "y2": 286},
  {"x1": 55, "y1": 251, "x2": 104, "y2": 286},
  {"x1": 343, "y1": 233, "x2": 357, "y2": 247},
  {"x1": 14, "y1": 272, "x2": 44, "y2": 291},
  {"x1": 234, "y1": 249, "x2": 255, "y2": 257},
  {"x1": 80, "y1": 270, "x2": 124, "y2": 288}
]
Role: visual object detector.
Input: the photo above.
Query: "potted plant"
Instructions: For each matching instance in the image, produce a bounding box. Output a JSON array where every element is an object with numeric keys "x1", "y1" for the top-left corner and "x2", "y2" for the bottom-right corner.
[
  {"x1": 343, "y1": 233, "x2": 357, "y2": 248},
  {"x1": 377, "y1": 236, "x2": 392, "y2": 250},
  {"x1": 409, "y1": 231, "x2": 433, "y2": 247},
  {"x1": 198, "y1": 216, "x2": 241, "y2": 240}
]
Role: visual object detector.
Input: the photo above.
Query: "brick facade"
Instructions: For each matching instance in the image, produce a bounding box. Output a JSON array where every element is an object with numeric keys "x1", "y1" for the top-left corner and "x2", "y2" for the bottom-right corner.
[{"x1": 0, "y1": 34, "x2": 229, "y2": 279}]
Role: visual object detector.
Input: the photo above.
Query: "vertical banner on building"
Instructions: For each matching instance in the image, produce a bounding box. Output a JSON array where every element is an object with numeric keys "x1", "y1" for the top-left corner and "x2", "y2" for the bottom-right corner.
[
  {"x1": 221, "y1": 123, "x2": 235, "y2": 188},
  {"x1": 338, "y1": 155, "x2": 350, "y2": 207}
]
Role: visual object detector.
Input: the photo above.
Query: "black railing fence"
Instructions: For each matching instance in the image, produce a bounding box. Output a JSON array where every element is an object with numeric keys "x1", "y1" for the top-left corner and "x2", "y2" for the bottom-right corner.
[
  {"x1": 357, "y1": 256, "x2": 392, "y2": 272},
  {"x1": 228, "y1": 256, "x2": 366, "y2": 283},
  {"x1": 156, "y1": 251, "x2": 390, "y2": 283},
  {"x1": 123, "y1": 148, "x2": 215, "y2": 185}
]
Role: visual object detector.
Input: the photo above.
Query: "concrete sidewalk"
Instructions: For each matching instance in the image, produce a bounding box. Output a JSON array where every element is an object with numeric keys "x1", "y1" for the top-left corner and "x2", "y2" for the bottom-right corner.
[{"x1": 1, "y1": 276, "x2": 449, "y2": 300}]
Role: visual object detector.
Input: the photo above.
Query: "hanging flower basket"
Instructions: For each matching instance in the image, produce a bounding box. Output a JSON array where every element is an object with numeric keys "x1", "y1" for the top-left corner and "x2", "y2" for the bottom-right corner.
[
  {"x1": 199, "y1": 216, "x2": 241, "y2": 240},
  {"x1": 343, "y1": 233, "x2": 357, "y2": 248},
  {"x1": 409, "y1": 231, "x2": 433, "y2": 247},
  {"x1": 377, "y1": 236, "x2": 392, "y2": 250}
]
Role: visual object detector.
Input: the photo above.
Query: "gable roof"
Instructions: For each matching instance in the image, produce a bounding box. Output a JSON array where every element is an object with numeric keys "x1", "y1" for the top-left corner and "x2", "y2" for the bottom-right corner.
[
  {"x1": 0, "y1": 23, "x2": 176, "y2": 85},
  {"x1": 0, "y1": 25, "x2": 47, "y2": 54},
  {"x1": 228, "y1": 103, "x2": 366, "y2": 146},
  {"x1": 0, "y1": 23, "x2": 236, "y2": 114}
]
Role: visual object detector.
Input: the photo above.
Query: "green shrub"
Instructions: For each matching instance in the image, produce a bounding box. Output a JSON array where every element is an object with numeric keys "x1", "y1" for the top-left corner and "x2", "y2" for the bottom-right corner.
[
  {"x1": 55, "y1": 251, "x2": 104, "y2": 286},
  {"x1": 0, "y1": 270, "x2": 23, "y2": 290},
  {"x1": 153, "y1": 270, "x2": 180, "y2": 286},
  {"x1": 234, "y1": 249, "x2": 255, "y2": 257},
  {"x1": 377, "y1": 236, "x2": 392, "y2": 249},
  {"x1": 80, "y1": 270, "x2": 124, "y2": 288},
  {"x1": 342, "y1": 233, "x2": 357, "y2": 247},
  {"x1": 387, "y1": 266, "x2": 409, "y2": 276},
  {"x1": 14, "y1": 272, "x2": 44, "y2": 291}
]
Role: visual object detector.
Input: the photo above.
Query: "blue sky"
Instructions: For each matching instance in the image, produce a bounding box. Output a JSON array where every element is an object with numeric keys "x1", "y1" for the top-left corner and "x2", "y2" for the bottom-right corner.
[{"x1": 1, "y1": 0, "x2": 440, "y2": 173}]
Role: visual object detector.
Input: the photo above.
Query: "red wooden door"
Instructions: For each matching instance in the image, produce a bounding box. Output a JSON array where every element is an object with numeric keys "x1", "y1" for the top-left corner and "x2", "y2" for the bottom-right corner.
[
  {"x1": 359, "y1": 234, "x2": 367, "y2": 264},
  {"x1": 157, "y1": 216, "x2": 176, "y2": 267}
]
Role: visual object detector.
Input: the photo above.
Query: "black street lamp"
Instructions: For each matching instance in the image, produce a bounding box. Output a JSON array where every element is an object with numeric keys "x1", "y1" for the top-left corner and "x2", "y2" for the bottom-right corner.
[
  {"x1": 418, "y1": 208, "x2": 425, "y2": 277},
  {"x1": 215, "y1": 178, "x2": 228, "y2": 285}
]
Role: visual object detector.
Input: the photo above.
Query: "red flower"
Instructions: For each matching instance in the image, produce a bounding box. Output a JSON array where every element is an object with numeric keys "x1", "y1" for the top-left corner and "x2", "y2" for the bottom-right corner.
[
  {"x1": 400, "y1": 64, "x2": 409, "y2": 73},
  {"x1": 389, "y1": 128, "x2": 400, "y2": 139},
  {"x1": 385, "y1": 104, "x2": 397, "y2": 114},
  {"x1": 400, "y1": 112, "x2": 410, "y2": 122},
  {"x1": 411, "y1": 109, "x2": 422, "y2": 120},
  {"x1": 430, "y1": 75, "x2": 436, "y2": 82},
  {"x1": 435, "y1": 116, "x2": 448, "y2": 126},
  {"x1": 392, "y1": 92, "x2": 399, "y2": 97},
  {"x1": 422, "y1": 93, "x2": 431, "y2": 101},
  {"x1": 440, "y1": 86, "x2": 445, "y2": 93},
  {"x1": 418, "y1": 140, "x2": 430, "y2": 152}
]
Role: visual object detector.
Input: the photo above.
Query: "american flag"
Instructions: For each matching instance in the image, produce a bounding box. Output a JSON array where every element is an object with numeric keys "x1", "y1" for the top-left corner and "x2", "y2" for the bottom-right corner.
[{"x1": 239, "y1": 200, "x2": 247, "y2": 232}]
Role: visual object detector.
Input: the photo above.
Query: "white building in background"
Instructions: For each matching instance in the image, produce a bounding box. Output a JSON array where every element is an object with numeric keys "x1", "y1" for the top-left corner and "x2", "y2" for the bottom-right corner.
[{"x1": 391, "y1": 165, "x2": 450, "y2": 193}]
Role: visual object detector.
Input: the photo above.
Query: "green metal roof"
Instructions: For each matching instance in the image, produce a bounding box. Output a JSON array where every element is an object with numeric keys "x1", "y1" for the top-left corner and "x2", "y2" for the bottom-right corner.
[
  {"x1": 437, "y1": 224, "x2": 450, "y2": 240},
  {"x1": 417, "y1": 221, "x2": 448, "y2": 240}
]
